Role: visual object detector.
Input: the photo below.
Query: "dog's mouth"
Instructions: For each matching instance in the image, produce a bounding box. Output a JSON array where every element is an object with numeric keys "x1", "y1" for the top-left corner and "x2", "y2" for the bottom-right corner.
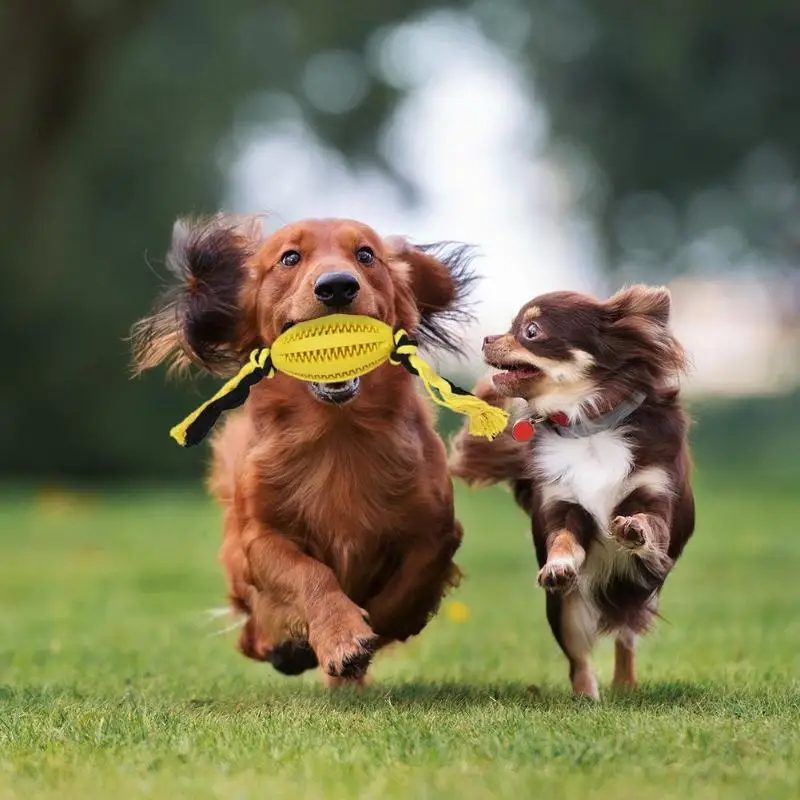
[
  {"x1": 308, "y1": 377, "x2": 361, "y2": 405},
  {"x1": 487, "y1": 358, "x2": 543, "y2": 388},
  {"x1": 281, "y1": 317, "x2": 363, "y2": 405}
]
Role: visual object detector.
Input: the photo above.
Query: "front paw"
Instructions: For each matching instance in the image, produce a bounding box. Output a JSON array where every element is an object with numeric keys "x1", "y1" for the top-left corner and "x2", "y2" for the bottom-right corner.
[
  {"x1": 538, "y1": 558, "x2": 579, "y2": 594},
  {"x1": 268, "y1": 639, "x2": 319, "y2": 676},
  {"x1": 612, "y1": 515, "x2": 648, "y2": 549},
  {"x1": 309, "y1": 600, "x2": 378, "y2": 679}
]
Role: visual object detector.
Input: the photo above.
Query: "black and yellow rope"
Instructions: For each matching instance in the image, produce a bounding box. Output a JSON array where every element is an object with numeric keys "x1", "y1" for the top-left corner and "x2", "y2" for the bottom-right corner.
[
  {"x1": 170, "y1": 348, "x2": 275, "y2": 447},
  {"x1": 390, "y1": 330, "x2": 508, "y2": 440},
  {"x1": 169, "y1": 320, "x2": 508, "y2": 448}
]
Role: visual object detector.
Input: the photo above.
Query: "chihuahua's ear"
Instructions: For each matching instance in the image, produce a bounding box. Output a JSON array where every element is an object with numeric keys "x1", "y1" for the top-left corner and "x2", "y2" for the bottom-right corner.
[
  {"x1": 131, "y1": 214, "x2": 263, "y2": 377},
  {"x1": 606, "y1": 285, "x2": 671, "y2": 326},
  {"x1": 603, "y1": 284, "x2": 687, "y2": 377},
  {"x1": 387, "y1": 237, "x2": 477, "y2": 353}
]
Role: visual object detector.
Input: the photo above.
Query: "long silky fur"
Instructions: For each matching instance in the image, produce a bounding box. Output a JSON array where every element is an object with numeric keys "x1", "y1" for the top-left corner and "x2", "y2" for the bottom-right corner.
[
  {"x1": 131, "y1": 214, "x2": 261, "y2": 376},
  {"x1": 414, "y1": 242, "x2": 479, "y2": 356},
  {"x1": 599, "y1": 285, "x2": 689, "y2": 390}
]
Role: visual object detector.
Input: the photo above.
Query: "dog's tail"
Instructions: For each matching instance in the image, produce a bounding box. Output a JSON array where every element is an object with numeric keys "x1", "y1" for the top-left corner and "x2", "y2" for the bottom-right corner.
[{"x1": 448, "y1": 376, "x2": 532, "y2": 513}]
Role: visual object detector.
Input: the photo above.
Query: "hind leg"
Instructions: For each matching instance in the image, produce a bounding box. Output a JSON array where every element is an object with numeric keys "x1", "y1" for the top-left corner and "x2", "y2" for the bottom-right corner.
[
  {"x1": 547, "y1": 591, "x2": 600, "y2": 700},
  {"x1": 612, "y1": 593, "x2": 659, "y2": 690},
  {"x1": 613, "y1": 628, "x2": 637, "y2": 689},
  {"x1": 365, "y1": 522, "x2": 462, "y2": 643}
]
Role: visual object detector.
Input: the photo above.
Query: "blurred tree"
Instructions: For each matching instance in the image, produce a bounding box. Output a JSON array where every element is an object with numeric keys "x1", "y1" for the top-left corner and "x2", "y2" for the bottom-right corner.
[
  {"x1": 0, "y1": 0, "x2": 461, "y2": 480},
  {"x1": 502, "y1": 0, "x2": 800, "y2": 274},
  {"x1": 3, "y1": 0, "x2": 798, "y2": 480}
]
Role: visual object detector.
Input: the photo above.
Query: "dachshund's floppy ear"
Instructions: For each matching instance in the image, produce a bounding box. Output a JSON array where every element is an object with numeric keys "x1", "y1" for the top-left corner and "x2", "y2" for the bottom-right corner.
[
  {"x1": 387, "y1": 238, "x2": 478, "y2": 354},
  {"x1": 131, "y1": 214, "x2": 263, "y2": 377}
]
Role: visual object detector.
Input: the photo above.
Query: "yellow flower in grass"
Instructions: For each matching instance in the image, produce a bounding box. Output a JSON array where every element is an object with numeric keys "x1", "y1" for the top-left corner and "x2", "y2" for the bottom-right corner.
[
  {"x1": 445, "y1": 600, "x2": 470, "y2": 623},
  {"x1": 36, "y1": 486, "x2": 95, "y2": 516}
]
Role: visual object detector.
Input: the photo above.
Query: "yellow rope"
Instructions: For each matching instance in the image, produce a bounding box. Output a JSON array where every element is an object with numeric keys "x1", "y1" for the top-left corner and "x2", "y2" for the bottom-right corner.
[{"x1": 391, "y1": 331, "x2": 507, "y2": 440}]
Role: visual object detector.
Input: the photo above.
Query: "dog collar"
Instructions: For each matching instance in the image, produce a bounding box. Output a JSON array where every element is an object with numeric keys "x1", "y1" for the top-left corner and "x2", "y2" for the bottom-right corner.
[{"x1": 511, "y1": 391, "x2": 647, "y2": 441}]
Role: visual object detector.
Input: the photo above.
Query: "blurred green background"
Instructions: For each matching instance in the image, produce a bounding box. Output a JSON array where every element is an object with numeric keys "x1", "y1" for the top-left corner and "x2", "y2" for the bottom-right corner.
[{"x1": 3, "y1": 0, "x2": 799, "y2": 482}]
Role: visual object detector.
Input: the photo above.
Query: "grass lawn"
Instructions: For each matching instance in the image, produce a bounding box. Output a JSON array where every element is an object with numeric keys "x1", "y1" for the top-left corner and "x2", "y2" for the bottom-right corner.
[{"x1": 0, "y1": 475, "x2": 798, "y2": 799}]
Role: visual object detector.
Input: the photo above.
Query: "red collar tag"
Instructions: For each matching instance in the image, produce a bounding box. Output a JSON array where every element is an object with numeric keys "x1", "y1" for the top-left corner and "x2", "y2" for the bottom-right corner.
[
  {"x1": 548, "y1": 412, "x2": 570, "y2": 426},
  {"x1": 511, "y1": 418, "x2": 536, "y2": 442}
]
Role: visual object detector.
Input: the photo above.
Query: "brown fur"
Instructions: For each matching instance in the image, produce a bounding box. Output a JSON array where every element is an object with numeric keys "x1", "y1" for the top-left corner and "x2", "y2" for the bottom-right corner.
[
  {"x1": 451, "y1": 285, "x2": 695, "y2": 698},
  {"x1": 133, "y1": 216, "x2": 475, "y2": 682}
]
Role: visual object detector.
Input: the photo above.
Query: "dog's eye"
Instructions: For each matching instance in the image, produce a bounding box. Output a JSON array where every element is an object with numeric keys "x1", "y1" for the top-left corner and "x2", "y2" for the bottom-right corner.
[
  {"x1": 524, "y1": 321, "x2": 542, "y2": 340},
  {"x1": 356, "y1": 247, "x2": 374, "y2": 265},
  {"x1": 280, "y1": 250, "x2": 301, "y2": 267}
]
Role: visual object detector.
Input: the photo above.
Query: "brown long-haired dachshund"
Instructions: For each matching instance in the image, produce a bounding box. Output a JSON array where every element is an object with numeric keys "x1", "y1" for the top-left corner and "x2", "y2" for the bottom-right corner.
[{"x1": 132, "y1": 215, "x2": 475, "y2": 685}]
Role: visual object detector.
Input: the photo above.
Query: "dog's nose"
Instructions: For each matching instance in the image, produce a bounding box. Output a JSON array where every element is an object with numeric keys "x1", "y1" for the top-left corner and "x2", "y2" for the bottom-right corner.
[
  {"x1": 482, "y1": 335, "x2": 500, "y2": 350},
  {"x1": 314, "y1": 271, "x2": 360, "y2": 308}
]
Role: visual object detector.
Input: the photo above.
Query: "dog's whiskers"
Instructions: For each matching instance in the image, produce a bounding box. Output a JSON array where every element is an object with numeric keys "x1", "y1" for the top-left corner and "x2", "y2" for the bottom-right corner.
[
  {"x1": 203, "y1": 606, "x2": 233, "y2": 621},
  {"x1": 208, "y1": 617, "x2": 246, "y2": 638}
]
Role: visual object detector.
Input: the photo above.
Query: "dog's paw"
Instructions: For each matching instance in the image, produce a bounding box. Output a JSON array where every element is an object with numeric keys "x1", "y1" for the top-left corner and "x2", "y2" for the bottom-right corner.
[
  {"x1": 323, "y1": 632, "x2": 378, "y2": 679},
  {"x1": 611, "y1": 515, "x2": 648, "y2": 549},
  {"x1": 310, "y1": 601, "x2": 378, "y2": 679},
  {"x1": 538, "y1": 558, "x2": 579, "y2": 594},
  {"x1": 268, "y1": 639, "x2": 319, "y2": 676}
]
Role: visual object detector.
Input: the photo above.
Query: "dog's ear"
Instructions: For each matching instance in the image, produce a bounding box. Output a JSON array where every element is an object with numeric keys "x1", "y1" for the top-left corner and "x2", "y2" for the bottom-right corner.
[
  {"x1": 606, "y1": 285, "x2": 671, "y2": 326},
  {"x1": 387, "y1": 238, "x2": 477, "y2": 354},
  {"x1": 131, "y1": 214, "x2": 263, "y2": 376},
  {"x1": 603, "y1": 285, "x2": 687, "y2": 377}
]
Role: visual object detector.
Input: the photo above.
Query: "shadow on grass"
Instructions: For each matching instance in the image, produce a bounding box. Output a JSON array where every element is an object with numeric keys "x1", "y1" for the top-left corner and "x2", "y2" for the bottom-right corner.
[
  {"x1": 320, "y1": 679, "x2": 720, "y2": 711},
  {"x1": 178, "y1": 679, "x2": 725, "y2": 715},
  {"x1": 1, "y1": 679, "x2": 777, "y2": 717},
  {"x1": 604, "y1": 681, "x2": 714, "y2": 707},
  {"x1": 332, "y1": 681, "x2": 545, "y2": 709}
]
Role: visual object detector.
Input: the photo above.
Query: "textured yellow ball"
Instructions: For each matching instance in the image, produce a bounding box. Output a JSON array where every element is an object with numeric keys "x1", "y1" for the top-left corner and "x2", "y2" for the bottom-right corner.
[{"x1": 270, "y1": 314, "x2": 395, "y2": 383}]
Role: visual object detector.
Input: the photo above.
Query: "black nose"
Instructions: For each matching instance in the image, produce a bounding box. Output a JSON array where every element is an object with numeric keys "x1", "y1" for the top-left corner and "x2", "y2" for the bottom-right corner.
[{"x1": 314, "y1": 271, "x2": 360, "y2": 308}]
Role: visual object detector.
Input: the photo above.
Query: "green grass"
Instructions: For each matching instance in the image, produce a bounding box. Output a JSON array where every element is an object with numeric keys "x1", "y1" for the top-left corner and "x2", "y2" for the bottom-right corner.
[{"x1": 0, "y1": 477, "x2": 798, "y2": 799}]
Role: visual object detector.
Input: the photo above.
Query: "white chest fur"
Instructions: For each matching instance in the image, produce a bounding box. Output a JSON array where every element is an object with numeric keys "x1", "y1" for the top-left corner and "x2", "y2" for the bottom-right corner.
[{"x1": 532, "y1": 427, "x2": 634, "y2": 531}]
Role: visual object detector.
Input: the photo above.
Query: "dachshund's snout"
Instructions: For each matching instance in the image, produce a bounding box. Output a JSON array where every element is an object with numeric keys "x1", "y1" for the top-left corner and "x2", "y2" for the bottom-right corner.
[{"x1": 314, "y1": 271, "x2": 360, "y2": 308}]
